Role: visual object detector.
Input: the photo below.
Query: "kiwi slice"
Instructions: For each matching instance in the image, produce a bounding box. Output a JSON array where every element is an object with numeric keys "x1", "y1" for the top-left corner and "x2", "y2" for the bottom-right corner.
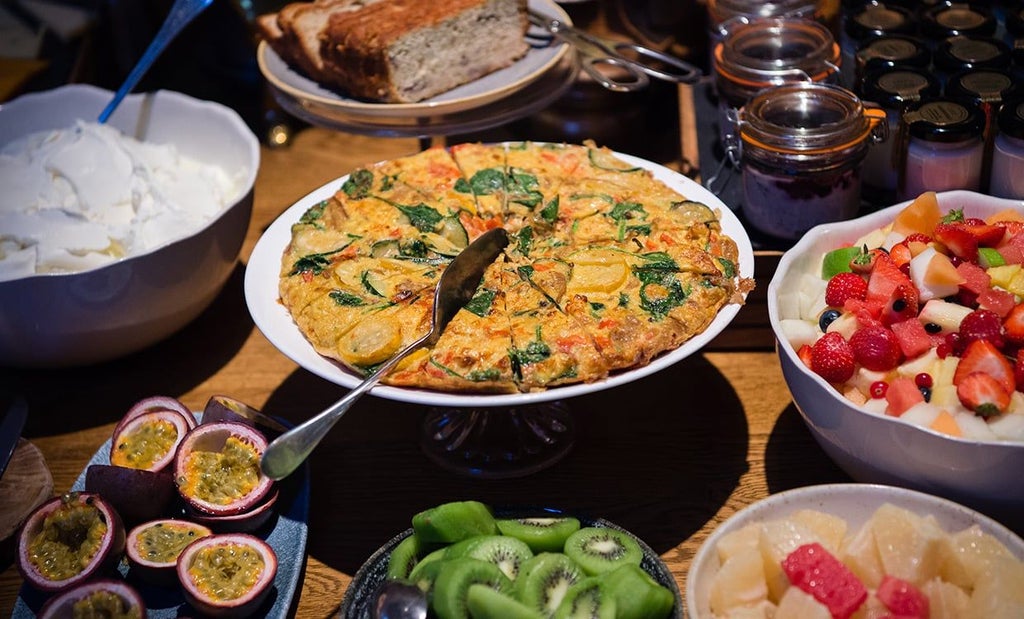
[
  {"x1": 553, "y1": 577, "x2": 616, "y2": 619},
  {"x1": 563, "y1": 527, "x2": 642, "y2": 576},
  {"x1": 466, "y1": 583, "x2": 545, "y2": 619},
  {"x1": 386, "y1": 534, "x2": 420, "y2": 580},
  {"x1": 408, "y1": 558, "x2": 447, "y2": 601},
  {"x1": 413, "y1": 501, "x2": 498, "y2": 544},
  {"x1": 496, "y1": 516, "x2": 581, "y2": 553},
  {"x1": 444, "y1": 534, "x2": 534, "y2": 581},
  {"x1": 431, "y1": 557, "x2": 513, "y2": 619},
  {"x1": 599, "y1": 564, "x2": 674, "y2": 619},
  {"x1": 514, "y1": 552, "x2": 584, "y2": 617}
]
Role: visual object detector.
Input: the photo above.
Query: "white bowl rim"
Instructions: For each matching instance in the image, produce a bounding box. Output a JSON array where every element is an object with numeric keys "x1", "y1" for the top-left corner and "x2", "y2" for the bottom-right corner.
[
  {"x1": 0, "y1": 84, "x2": 260, "y2": 284},
  {"x1": 767, "y1": 190, "x2": 1024, "y2": 450},
  {"x1": 685, "y1": 482, "x2": 1024, "y2": 618}
]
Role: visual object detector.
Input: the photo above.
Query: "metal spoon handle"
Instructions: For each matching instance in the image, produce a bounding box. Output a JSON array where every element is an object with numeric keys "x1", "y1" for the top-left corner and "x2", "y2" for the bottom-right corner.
[
  {"x1": 97, "y1": 0, "x2": 214, "y2": 123},
  {"x1": 260, "y1": 330, "x2": 432, "y2": 480}
]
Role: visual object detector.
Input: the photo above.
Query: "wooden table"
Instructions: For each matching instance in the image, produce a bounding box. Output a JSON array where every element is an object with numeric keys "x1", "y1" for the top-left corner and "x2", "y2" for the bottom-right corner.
[{"x1": 0, "y1": 116, "x2": 853, "y2": 617}]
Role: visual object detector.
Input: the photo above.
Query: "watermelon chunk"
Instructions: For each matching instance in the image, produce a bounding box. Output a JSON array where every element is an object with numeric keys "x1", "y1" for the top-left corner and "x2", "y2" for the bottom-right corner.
[
  {"x1": 890, "y1": 319, "x2": 932, "y2": 359},
  {"x1": 877, "y1": 575, "x2": 929, "y2": 619},
  {"x1": 885, "y1": 377, "x2": 925, "y2": 416},
  {"x1": 781, "y1": 542, "x2": 867, "y2": 619},
  {"x1": 977, "y1": 287, "x2": 1017, "y2": 318},
  {"x1": 956, "y1": 262, "x2": 990, "y2": 296}
]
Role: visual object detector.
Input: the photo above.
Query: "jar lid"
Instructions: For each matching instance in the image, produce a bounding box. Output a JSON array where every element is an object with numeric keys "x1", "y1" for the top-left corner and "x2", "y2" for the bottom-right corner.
[
  {"x1": 920, "y1": 2, "x2": 996, "y2": 40},
  {"x1": 904, "y1": 99, "x2": 986, "y2": 142},
  {"x1": 739, "y1": 82, "x2": 874, "y2": 153},
  {"x1": 845, "y1": 3, "x2": 917, "y2": 41},
  {"x1": 1006, "y1": 7, "x2": 1024, "y2": 37},
  {"x1": 934, "y1": 35, "x2": 1011, "y2": 72},
  {"x1": 996, "y1": 99, "x2": 1024, "y2": 140},
  {"x1": 855, "y1": 35, "x2": 931, "y2": 72},
  {"x1": 861, "y1": 68, "x2": 941, "y2": 109},
  {"x1": 945, "y1": 68, "x2": 1020, "y2": 104},
  {"x1": 716, "y1": 17, "x2": 840, "y2": 88}
]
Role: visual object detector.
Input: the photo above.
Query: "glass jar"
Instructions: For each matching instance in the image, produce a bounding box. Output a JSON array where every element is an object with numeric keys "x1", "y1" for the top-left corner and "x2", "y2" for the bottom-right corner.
[
  {"x1": 897, "y1": 98, "x2": 986, "y2": 201},
  {"x1": 990, "y1": 99, "x2": 1024, "y2": 199},
  {"x1": 946, "y1": 68, "x2": 1021, "y2": 191},
  {"x1": 843, "y1": 2, "x2": 917, "y2": 48},
  {"x1": 853, "y1": 34, "x2": 930, "y2": 92},
  {"x1": 933, "y1": 35, "x2": 1011, "y2": 80},
  {"x1": 859, "y1": 67, "x2": 942, "y2": 200},
  {"x1": 731, "y1": 82, "x2": 888, "y2": 239},
  {"x1": 714, "y1": 17, "x2": 841, "y2": 146},
  {"x1": 708, "y1": 0, "x2": 821, "y2": 39},
  {"x1": 920, "y1": 2, "x2": 996, "y2": 42}
]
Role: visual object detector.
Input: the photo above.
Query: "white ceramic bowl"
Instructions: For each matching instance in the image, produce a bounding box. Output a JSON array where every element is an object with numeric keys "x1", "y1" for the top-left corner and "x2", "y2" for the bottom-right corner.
[
  {"x1": 0, "y1": 84, "x2": 259, "y2": 368},
  {"x1": 686, "y1": 483, "x2": 1024, "y2": 618},
  {"x1": 767, "y1": 191, "x2": 1024, "y2": 515}
]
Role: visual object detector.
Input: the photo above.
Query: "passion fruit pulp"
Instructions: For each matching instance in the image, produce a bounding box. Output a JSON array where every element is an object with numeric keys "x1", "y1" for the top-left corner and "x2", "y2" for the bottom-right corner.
[
  {"x1": 174, "y1": 421, "x2": 273, "y2": 516},
  {"x1": 38, "y1": 578, "x2": 145, "y2": 619},
  {"x1": 110, "y1": 409, "x2": 191, "y2": 473},
  {"x1": 17, "y1": 492, "x2": 125, "y2": 593},
  {"x1": 114, "y1": 395, "x2": 196, "y2": 439},
  {"x1": 177, "y1": 533, "x2": 278, "y2": 618},
  {"x1": 126, "y1": 518, "x2": 213, "y2": 585}
]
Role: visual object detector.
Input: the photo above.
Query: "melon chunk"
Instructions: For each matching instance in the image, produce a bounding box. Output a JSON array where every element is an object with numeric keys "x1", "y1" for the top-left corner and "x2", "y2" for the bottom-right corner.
[
  {"x1": 967, "y1": 556, "x2": 1024, "y2": 619},
  {"x1": 893, "y1": 191, "x2": 941, "y2": 236},
  {"x1": 870, "y1": 504, "x2": 948, "y2": 586},
  {"x1": 909, "y1": 247, "x2": 963, "y2": 302},
  {"x1": 710, "y1": 547, "x2": 769, "y2": 613},
  {"x1": 922, "y1": 578, "x2": 971, "y2": 619},
  {"x1": 775, "y1": 586, "x2": 832, "y2": 619}
]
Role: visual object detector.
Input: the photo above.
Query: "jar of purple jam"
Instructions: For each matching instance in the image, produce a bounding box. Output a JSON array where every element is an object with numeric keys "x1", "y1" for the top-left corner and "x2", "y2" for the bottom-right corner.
[
  {"x1": 896, "y1": 98, "x2": 986, "y2": 201},
  {"x1": 990, "y1": 99, "x2": 1024, "y2": 199},
  {"x1": 731, "y1": 82, "x2": 888, "y2": 240}
]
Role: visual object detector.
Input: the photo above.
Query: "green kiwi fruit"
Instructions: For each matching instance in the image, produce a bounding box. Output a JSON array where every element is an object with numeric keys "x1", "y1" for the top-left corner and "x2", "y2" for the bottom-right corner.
[
  {"x1": 408, "y1": 558, "x2": 447, "y2": 601},
  {"x1": 514, "y1": 552, "x2": 584, "y2": 617},
  {"x1": 496, "y1": 516, "x2": 582, "y2": 553},
  {"x1": 599, "y1": 564, "x2": 674, "y2": 619},
  {"x1": 466, "y1": 583, "x2": 545, "y2": 619},
  {"x1": 431, "y1": 557, "x2": 513, "y2": 619},
  {"x1": 443, "y1": 534, "x2": 535, "y2": 581},
  {"x1": 553, "y1": 577, "x2": 617, "y2": 619},
  {"x1": 386, "y1": 534, "x2": 420, "y2": 580},
  {"x1": 413, "y1": 501, "x2": 498, "y2": 544},
  {"x1": 563, "y1": 527, "x2": 642, "y2": 576}
]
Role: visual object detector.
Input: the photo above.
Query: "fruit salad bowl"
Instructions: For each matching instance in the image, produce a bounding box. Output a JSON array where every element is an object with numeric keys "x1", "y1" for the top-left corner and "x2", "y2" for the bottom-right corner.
[
  {"x1": 685, "y1": 483, "x2": 1024, "y2": 618},
  {"x1": 767, "y1": 190, "x2": 1024, "y2": 518}
]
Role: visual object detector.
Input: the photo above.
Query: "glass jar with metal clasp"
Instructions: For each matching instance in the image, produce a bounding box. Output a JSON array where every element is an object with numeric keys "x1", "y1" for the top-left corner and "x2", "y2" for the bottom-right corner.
[{"x1": 726, "y1": 82, "x2": 888, "y2": 240}]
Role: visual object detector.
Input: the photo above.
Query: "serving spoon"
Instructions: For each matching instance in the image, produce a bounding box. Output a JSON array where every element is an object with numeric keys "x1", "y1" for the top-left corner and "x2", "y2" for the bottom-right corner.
[
  {"x1": 260, "y1": 227, "x2": 510, "y2": 481},
  {"x1": 97, "y1": 0, "x2": 214, "y2": 123},
  {"x1": 371, "y1": 580, "x2": 428, "y2": 619}
]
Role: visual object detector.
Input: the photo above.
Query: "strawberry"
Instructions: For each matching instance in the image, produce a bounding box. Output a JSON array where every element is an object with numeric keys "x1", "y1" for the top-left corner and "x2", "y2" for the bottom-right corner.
[
  {"x1": 798, "y1": 344, "x2": 814, "y2": 369},
  {"x1": 1004, "y1": 304, "x2": 1024, "y2": 348},
  {"x1": 825, "y1": 272, "x2": 868, "y2": 308},
  {"x1": 962, "y1": 220, "x2": 1006, "y2": 246},
  {"x1": 850, "y1": 248, "x2": 885, "y2": 274},
  {"x1": 953, "y1": 339, "x2": 1016, "y2": 394},
  {"x1": 957, "y1": 372, "x2": 1011, "y2": 417},
  {"x1": 959, "y1": 309, "x2": 1005, "y2": 349},
  {"x1": 811, "y1": 332, "x2": 856, "y2": 384},
  {"x1": 881, "y1": 284, "x2": 919, "y2": 326},
  {"x1": 934, "y1": 222, "x2": 979, "y2": 262},
  {"x1": 850, "y1": 324, "x2": 903, "y2": 371},
  {"x1": 889, "y1": 242, "x2": 913, "y2": 268},
  {"x1": 1016, "y1": 351, "x2": 1024, "y2": 393}
]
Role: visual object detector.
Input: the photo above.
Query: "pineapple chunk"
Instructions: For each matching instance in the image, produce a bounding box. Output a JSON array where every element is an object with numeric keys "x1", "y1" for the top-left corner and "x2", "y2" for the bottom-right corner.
[
  {"x1": 922, "y1": 578, "x2": 971, "y2": 619},
  {"x1": 967, "y1": 556, "x2": 1024, "y2": 619},
  {"x1": 840, "y1": 521, "x2": 885, "y2": 589},
  {"x1": 850, "y1": 593, "x2": 889, "y2": 619},
  {"x1": 944, "y1": 525, "x2": 1017, "y2": 588},
  {"x1": 775, "y1": 586, "x2": 832, "y2": 619},
  {"x1": 987, "y1": 264, "x2": 1023, "y2": 291},
  {"x1": 790, "y1": 509, "x2": 848, "y2": 554},
  {"x1": 716, "y1": 523, "x2": 763, "y2": 563},
  {"x1": 710, "y1": 547, "x2": 769, "y2": 613},
  {"x1": 870, "y1": 504, "x2": 948, "y2": 586},
  {"x1": 759, "y1": 519, "x2": 824, "y2": 602}
]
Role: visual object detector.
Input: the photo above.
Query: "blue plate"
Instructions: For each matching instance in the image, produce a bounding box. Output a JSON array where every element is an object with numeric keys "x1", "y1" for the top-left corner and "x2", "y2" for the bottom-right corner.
[{"x1": 12, "y1": 420, "x2": 310, "y2": 618}]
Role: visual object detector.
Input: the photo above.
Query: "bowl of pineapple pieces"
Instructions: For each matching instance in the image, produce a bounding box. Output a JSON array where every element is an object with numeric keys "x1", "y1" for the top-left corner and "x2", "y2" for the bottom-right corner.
[{"x1": 685, "y1": 483, "x2": 1024, "y2": 619}]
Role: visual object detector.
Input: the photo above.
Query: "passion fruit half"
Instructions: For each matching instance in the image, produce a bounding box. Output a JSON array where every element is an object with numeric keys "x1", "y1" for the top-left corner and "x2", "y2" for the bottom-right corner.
[
  {"x1": 126, "y1": 518, "x2": 213, "y2": 585},
  {"x1": 177, "y1": 533, "x2": 278, "y2": 618},
  {"x1": 114, "y1": 395, "x2": 196, "y2": 439},
  {"x1": 17, "y1": 492, "x2": 125, "y2": 593},
  {"x1": 174, "y1": 421, "x2": 273, "y2": 516},
  {"x1": 110, "y1": 408, "x2": 192, "y2": 473},
  {"x1": 186, "y1": 487, "x2": 280, "y2": 533},
  {"x1": 38, "y1": 578, "x2": 145, "y2": 619}
]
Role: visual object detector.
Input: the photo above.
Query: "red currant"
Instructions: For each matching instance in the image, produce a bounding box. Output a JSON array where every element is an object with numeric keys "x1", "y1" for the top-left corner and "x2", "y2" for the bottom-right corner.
[
  {"x1": 870, "y1": 381, "x2": 888, "y2": 398},
  {"x1": 914, "y1": 373, "x2": 933, "y2": 389}
]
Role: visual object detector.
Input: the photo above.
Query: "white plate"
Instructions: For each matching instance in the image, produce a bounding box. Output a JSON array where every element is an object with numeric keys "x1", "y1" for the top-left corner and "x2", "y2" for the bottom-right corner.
[
  {"x1": 244, "y1": 149, "x2": 754, "y2": 408},
  {"x1": 257, "y1": 0, "x2": 571, "y2": 118}
]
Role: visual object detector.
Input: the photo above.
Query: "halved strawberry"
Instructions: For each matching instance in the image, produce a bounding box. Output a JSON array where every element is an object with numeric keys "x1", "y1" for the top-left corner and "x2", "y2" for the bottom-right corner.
[
  {"x1": 953, "y1": 339, "x2": 1016, "y2": 394},
  {"x1": 934, "y1": 222, "x2": 979, "y2": 262},
  {"x1": 1015, "y1": 351, "x2": 1024, "y2": 393},
  {"x1": 850, "y1": 248, "x2": 886, "y2": 274},
  {"x1": 957, "y1": 372, "x2": 1011, "y2": 418},
  {"x1": 798, "y1": 344, "x2": 813, "y2": 369},
  {"x1": 1004, "y1": 304, "x2": 1024, "y2": 348},
  {"x1": 962, "y1": 221, "x2": 1006, "y2": 247}
]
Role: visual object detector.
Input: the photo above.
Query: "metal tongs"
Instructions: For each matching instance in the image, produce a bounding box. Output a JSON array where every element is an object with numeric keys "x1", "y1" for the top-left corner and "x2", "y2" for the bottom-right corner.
[{"x1": 528, "y1": 11, "x2": 703, "y2": 92}]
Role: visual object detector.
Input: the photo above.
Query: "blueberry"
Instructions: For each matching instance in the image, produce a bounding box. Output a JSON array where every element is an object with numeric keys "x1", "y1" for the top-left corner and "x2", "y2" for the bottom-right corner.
[
  {"x1": 919, "y1": 386, "x2": 932, "y2": 402},
  {"x1": 819, "y1": 309, "x2": 842, "y2": 332}
]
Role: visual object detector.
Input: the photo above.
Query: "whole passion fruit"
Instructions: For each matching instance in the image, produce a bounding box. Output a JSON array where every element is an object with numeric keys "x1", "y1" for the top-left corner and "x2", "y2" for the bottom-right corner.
[
  {"x1": 84, "y1": 464, "x2": 175, "y2": 525},
  {"x1": 126, "y1": 518, "x2": 213, "y2": 585},
  {"x1": 114, "y1": 395, "x2": 196, "y2": 439},
  {"x1": 177, "y1": 533, "x2": 278, "y2": 618},
  {"x1": 110, "y1": 409, "x2": 192, "y2": 473},
  {"x1": 17, "y1": 492, "x2": 125, "y2": 593},
  {"x1": 174, "y1": 421, "x2": 273, "y2": 516},
  {"x1": 38, "y1": 578, "x2": 145, "y2": 619}
]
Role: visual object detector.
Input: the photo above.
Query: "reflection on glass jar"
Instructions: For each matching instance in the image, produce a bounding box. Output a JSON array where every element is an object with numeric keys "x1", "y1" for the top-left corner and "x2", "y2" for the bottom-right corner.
[
  {"x1": 897, "y1": 99, "x2": 986, "y2": 202},
  {"x1": 732, "y1": 82, "x2": 887, "y2": 240},
  {"x1": 990, "y1": 99, "x2": 1024, "y2": 199},
  {"x1": 714, "y1": 17, "x2": 840, "y2": 146}
]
